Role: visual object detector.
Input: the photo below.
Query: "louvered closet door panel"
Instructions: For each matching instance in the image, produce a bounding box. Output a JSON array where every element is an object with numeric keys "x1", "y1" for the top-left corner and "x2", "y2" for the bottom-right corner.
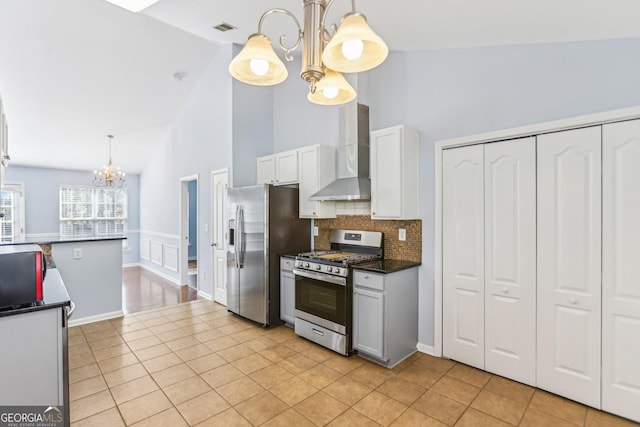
[
  {"x1": 484, "y1": 137, "x2": 536, "y2": 386},
  {"x1": 443, "y1": 144, "x2": 485, "y2": 368},
  {"x1": 602, "y1": 119, "x2": 640, "y2": 423},
  {"x1": 537, "y1": 126, "x2": 601, "y2": 407}
]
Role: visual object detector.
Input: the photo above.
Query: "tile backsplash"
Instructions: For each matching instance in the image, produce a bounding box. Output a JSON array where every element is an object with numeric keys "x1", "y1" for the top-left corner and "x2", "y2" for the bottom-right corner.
[
  {"x1": 335, "y1": 201, "x2": 371, "y2": 216},
  {"x1": 314, "y1": 215, "x2": 422, "y2": 263}
]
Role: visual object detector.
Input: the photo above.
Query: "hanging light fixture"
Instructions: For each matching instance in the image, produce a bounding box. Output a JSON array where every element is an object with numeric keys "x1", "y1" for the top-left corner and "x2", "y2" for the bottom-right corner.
[
  {"x1": 228, "y1": 0, "x2": 388, "y2": 106},
  {"x1": 93, "y1": 135, "x2": 126, "y2": 188}
]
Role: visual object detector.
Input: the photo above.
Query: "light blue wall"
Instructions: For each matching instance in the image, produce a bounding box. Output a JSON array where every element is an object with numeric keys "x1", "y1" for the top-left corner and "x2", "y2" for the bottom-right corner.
[
  {"x1": 4, "y1": 165, "x2": 140, "y2": 266},
  {"x1": 188, "y1": 179, "x2": 197, "y2": 259},
  {"x1": 364, "y1": 37, "x2": 640, "y2": 346},
  {"x1": 139, "y1": 44, "x2": 234, "y2": 295}
]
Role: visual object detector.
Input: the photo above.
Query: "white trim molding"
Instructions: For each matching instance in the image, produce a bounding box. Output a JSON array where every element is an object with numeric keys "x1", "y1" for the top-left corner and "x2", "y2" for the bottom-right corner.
[
  {"x1": 197, "y1": 290, "x2": 214, "y2": 301},
  {"x1": 417, "y1": 342, "x2": 435, "y2": 356},
  {"x1": 140, "y1": 264, "x2": 181, "y2": 287},
  {"x1": 68, "y1": 310, "x2": 124, "y2": 327},
  {"x1": 150, "y1": 241, "x2": 163, "y2": 265},
  {"x1": 138, "y1": 230, "x2": 180, "y2": 240}
]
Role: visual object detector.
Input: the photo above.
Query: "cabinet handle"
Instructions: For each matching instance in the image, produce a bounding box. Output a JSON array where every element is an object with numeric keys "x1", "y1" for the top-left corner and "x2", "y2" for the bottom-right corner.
[
  {"x1": 372, "y1": 212, "x2": 376, "y2": 215},
  {"x1": 312, "y1": 328, "x2": 324, "y2": 336},
  {"x1": 569, "y1": 298, "x2": 578, "y2": 305},
  {"x1": 312, "y1": 212, "x2": 316, "y2": 216},
  {"x1": 501, "y1": 287, "x2": 509, "y2": 294},
  {"x1": 364, "y1": 275, "x2": 369, "y2": 279}
]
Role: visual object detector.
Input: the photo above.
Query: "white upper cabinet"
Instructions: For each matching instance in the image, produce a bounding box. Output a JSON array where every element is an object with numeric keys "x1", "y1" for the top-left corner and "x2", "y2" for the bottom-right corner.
[
  {"x1": 256, "y1": 149, "x2": 298, "y2": 185},
  {"x1": 298, "y1": 144, "x2": 336, "y2": 219},
  {"x1": 537, "y1": 126, "x2": 602, "y2": 408},
  {"x1": 602, "y1": 119, "x2": 640, "y2": 422},
  {"x1": 370, "y1": 125, "x2": 419, "y2": 220}
]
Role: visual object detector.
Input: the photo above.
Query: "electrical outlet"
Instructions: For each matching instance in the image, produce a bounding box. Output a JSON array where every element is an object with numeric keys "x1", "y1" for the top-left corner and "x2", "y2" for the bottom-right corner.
[
  {"x1": 314, "y1": 226, "x2": 319, "y2": 236},
  {"x1": 73, "y1": 248, "x2": 82, "y2": 259},
  {"x1": 399, "y1": 229, "x2": 406, "y2": 241}
]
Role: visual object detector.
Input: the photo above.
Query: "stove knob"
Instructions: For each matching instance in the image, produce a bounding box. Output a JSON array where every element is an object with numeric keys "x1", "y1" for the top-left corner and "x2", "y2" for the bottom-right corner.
[
  {"x1": 304, "y1": 263, "x2": 310, "y2": 268},
  {"x1": 327, "y1": 266, "x2": 333, "y2": 273},
  {"x1": 316, "y1": 265, "x2": 321, "y2": 270},
  {"x1": 334, "y1": 268, "x2": 341, "y2": 275},
  {"x1": 297, "y1": 262, "x2": 303, "y2": 267}
]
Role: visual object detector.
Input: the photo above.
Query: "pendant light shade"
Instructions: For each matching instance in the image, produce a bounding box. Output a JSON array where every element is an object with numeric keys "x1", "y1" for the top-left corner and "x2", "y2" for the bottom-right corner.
[
  {"x1": 322, "y1": 13, "x2": 388, "y2": 73},
  {"x1": 228, "y1": 34, "x2": 288, "y2": 86},
  {"x1": 307, "y1": 69, "x2": 356, "y2": 106}
]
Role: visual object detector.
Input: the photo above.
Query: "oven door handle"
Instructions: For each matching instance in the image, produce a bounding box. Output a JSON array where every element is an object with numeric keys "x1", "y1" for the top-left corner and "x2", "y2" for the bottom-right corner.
[{"x1": 293, "y1": 269, "x2": 347, "y2": 286}]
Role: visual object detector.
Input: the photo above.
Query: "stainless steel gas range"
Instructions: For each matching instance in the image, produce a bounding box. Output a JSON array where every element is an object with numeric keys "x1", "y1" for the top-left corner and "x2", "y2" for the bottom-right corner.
[{"x1": 293, "y1": 229, "x2": 383, "y2": 355}]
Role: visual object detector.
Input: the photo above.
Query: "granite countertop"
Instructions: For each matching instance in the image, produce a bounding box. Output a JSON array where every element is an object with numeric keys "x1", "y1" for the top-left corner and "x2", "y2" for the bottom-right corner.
[
  {"x1": 352, "y1": 259, "x2": 421, "y2": 274},
  {"x1": 0, "y1": 236, "x2": 126, "y2": 246},
  {"x1": 0, "y1": 268, "x2": 71, "y2": 318}
]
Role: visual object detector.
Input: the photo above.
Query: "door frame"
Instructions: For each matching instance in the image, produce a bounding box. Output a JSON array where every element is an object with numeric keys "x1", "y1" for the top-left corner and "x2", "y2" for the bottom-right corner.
[
  {"x1": 179, "y1": 174, "x2": 199, "y2": 287},
  {"x1": 434, "y1": 106, "x2": 640, "y2": 358},
  {"x1": 211, "y1": 168, "x2": 229, "y2": 305}
]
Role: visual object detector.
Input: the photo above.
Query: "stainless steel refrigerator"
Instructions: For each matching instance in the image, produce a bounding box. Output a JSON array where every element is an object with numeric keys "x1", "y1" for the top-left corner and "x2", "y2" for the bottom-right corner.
[{"x1": 227, "y1": 184, "x2": 311, "y2": 326}]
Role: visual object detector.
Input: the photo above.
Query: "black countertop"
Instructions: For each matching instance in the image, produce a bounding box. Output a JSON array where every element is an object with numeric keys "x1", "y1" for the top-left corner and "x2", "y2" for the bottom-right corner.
[
  {"x1": 0, "y1": 236, "x2": 126, "y2": 246},
  {"x1": 352, "y1": 259, "x2": 421, "y2": 274},
  {"x1": 0, "y1": 268, "x2": 71, "y2": 318}
]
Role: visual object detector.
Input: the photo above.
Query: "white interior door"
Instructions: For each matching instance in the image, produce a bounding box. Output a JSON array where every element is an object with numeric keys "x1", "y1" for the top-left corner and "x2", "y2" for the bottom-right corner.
[
  {"x1": 211, "y1": 169, "x2": 228, "y2": 306},
  {"x1": 537, "y1": 126, "x2": 601, "y2": 407},
  {"x1": 484, "y1": 137, "x2": 537, "y2": 386},
  {"x1": 442, "y1": 144, "x2": 485, "y2": 369},
  {"x1": 602, "y1": 119, "x2": 640, "y2": 422}
]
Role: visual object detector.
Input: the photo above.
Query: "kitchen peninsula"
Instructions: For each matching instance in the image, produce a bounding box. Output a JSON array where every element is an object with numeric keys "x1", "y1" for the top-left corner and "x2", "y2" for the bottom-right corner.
[{"x1": 1, "y1": 236, "x2": 125, "y2": 325}]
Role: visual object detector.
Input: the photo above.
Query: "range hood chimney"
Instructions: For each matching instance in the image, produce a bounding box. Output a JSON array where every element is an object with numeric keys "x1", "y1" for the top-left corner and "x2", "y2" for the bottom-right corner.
[{"x1": 310, "y1": 103, "x2": 370, "y2": 201}]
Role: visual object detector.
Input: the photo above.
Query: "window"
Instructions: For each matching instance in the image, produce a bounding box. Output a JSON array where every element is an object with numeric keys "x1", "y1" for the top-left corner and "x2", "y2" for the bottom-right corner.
[
  {"x1": 1, "y1": 183, "x2": 25, "y2": 242},
  {"x1": 59, "y1": 186, "x2": 127, "y2": 238}
]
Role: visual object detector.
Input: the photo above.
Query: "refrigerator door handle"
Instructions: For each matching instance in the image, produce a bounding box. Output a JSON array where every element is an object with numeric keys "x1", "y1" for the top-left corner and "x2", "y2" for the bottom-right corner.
[
  {"x1": 238, "y1": 205, "x2": 245, "y2": 268},
  {"x1": 234, "y1": 205, "x2": 241, "y2": 269}
]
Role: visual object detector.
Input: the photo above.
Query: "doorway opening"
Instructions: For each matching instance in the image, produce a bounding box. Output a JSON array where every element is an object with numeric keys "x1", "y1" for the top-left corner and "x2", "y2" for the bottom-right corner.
[{"x1": 180, "y1": 175, "x2": 198, "y2": 289}]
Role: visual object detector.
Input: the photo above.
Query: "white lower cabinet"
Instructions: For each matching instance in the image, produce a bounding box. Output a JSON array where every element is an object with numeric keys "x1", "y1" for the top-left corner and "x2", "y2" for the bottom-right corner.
[
  {"x1": 441, "y1": 117, "x2": 640, "y2": 422},
  {"x1": 280, "y1": 257, "x2": 296, "y2": 325},
  {"x1": 353, "y1": 267, "x2": 418, "y2": 368}
]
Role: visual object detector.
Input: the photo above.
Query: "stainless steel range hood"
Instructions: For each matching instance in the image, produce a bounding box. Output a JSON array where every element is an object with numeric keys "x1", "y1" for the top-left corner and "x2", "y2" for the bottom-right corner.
[{"x1": 310, "y1": 103, "x2": 370, "y2": 201}]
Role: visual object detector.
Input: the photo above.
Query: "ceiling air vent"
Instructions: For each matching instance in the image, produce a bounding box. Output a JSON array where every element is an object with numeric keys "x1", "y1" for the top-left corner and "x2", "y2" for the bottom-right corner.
[{"x1": 213, "y1": 22, "x2": 236, "y2": 32}]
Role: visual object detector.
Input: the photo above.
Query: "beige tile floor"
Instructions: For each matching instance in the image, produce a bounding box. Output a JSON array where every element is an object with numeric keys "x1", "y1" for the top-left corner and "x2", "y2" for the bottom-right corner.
[{"x1": 69, "y1": 300, "x2": 639, "y2": 426}]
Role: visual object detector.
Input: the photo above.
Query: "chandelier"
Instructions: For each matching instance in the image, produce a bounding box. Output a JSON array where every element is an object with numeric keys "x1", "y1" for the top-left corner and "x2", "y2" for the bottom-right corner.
[
  {"x1": 93, "y1": 135, "x2": 126, "y2": 188},
  {"x1": 228, "y1": 0, "x2": 388, "y2": 106}
]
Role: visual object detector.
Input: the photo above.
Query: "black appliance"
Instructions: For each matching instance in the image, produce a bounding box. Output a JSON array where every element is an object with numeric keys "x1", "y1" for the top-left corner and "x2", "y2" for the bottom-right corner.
[{"x1": 0, "y1": 244, "x2": 46, "y2": 311}]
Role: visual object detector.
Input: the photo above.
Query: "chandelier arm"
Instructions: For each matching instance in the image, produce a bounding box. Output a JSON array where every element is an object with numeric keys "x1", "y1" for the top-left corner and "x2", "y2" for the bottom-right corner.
[
  {"x1": 320, "y1": 0, "x2": 356, "y2": 43},
  {"x1": 257, "y1": 8, "x2": 303, "y2": 62}
]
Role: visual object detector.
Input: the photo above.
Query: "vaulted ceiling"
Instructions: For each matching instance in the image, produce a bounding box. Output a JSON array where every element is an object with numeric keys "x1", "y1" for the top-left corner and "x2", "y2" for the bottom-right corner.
[{"x1": 0, "y1": 0, "x2": 639, "y2": 173}]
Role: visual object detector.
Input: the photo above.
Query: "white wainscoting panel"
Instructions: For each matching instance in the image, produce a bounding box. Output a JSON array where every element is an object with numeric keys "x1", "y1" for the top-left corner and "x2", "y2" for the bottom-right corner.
[
  {"x1": 150, "y1": 241, "x2": 163, "y2": 266},
  {"x1": 140, "y1": 238, "x2": 150, "y2": 261},
  {"x1": 163, "y1": 244, "x2": 179, "y2": 272}
]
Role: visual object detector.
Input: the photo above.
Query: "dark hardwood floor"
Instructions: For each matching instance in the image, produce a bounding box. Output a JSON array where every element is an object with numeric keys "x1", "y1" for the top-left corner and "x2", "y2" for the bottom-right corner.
[{"x1": 122, "y1": 267, "x2": 198, "y2": 315}]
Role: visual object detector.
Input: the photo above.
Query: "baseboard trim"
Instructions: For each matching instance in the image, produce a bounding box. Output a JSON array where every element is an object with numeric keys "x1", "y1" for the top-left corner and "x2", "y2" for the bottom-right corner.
[
  {"x1": 417, "y1": 342, "x2": 435, "y2": 356},
  {"x1": 197, "y1": 290, "x2": 214, "y2": 301},
  {"x1": 69, "y1": 310, "x2": 124, "y2": 327},
  {"x1": 139, "y1": 264, "x2": 181, "y2": 287},
  {"x1": 122, "y1": 263, "x2": 141, "y2": 269}
]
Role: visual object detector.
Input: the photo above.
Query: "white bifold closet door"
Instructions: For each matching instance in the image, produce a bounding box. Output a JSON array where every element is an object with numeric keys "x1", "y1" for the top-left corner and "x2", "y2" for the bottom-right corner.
[
  {"x1": 602, "y1": 119, "x2": 640, "y2": 422},
  {"x1": 443, "y1": 138, "x2": 536, "y2": 381},
  {"x1": 443, "y1": 144, "x2": 485, "y2": 368},
  {"x1": 537, "y1": 126, "x2": 602, "y2": 408},
  {"x1": 484, "y1": 138, "x2": 536, "y2": 386}
]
